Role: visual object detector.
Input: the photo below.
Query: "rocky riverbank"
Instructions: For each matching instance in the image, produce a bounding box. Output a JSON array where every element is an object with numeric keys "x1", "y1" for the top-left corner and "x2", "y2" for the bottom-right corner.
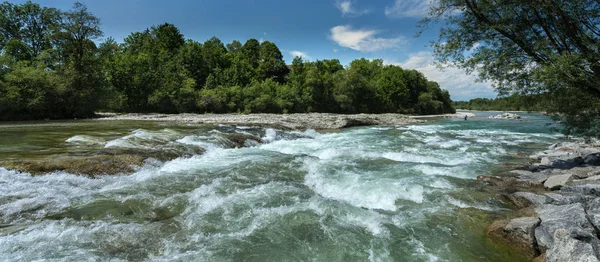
[
  {"x1": 481, "y1": 139, "x2": 600, "y2": 261},
  {"x1": 97, "y1": 112, "x2": 476, "y2": 130}
]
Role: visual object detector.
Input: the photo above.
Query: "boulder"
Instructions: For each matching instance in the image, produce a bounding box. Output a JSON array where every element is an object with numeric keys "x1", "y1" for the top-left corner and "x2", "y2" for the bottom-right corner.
[
  {"x1": 561, "y1": 184, "x2": 600, "y2": 196},
  {"x1": 544, "y1": 174, "x2": 573, "y2": 190},
  {"x1": 585, "y1": 153, "x2": 600, "y2": 166},
  {"x1": 510, "y1": 192, "x2": 550, "y2": 208},
  {"x1": 487, "y1": 217, "x2": 541, "y2": 257},
  {"x1": 534, "y1": 203, "x2": 596, "y2": 250},
  {"x1": 549, "y1": 157, "x2": 585, "y2": 169},
  {"x1": 545, "y1": 229, "x2": 600, "y2": 262},
  {"x1": 571, "y1": 167, "x2": 600, "y2": 179},
  {"x1": 544, "y1": 193, "x2": 593, "y2": 206},
  {"x1": 515, "y1": 171, "x2": 550, "y2": 184}
]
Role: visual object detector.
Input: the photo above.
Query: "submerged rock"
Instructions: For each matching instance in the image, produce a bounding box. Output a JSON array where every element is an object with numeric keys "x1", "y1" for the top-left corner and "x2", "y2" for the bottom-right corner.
[
  {"x1": 5, "y1": 154, "x2": 146, "y2": 176},
  {"x1": 220, "y1": 133, "x2": 263, "y2": 148},
  {"x1": 487, "y1": 217, "x2": 541, "y2": 257}
]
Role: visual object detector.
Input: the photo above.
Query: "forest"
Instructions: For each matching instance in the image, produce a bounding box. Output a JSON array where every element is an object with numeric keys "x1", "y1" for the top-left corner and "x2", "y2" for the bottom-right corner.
[
  {"x1": 452, "y1": 94, "x2": 548, "y2": 112},
  {"x1": 0, "y1": 1, "x2": 454, "y2": 121}
]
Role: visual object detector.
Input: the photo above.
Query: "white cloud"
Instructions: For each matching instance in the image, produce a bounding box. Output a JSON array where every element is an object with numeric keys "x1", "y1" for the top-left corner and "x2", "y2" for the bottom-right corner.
[
  {"x1": 385, "y1": 51, "x2": 496, "y2": 100},
  {"x1": 330, "y1": 25, "x2": 406, "y2": 52},
  {"x1": 385, "y1": 0, "x2": 434, "y2": 18},
  {"x1": 289, "y1": 50, "x2": 312, "y2": 60},
  {"x1": 336, "y1": 1, "x2": 369, "y2": 16}
]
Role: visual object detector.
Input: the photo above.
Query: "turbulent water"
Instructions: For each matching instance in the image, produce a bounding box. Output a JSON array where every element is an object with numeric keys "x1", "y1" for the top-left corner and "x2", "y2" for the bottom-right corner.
[{"x1": 0, "y1": 113, "x2": 562, "y2": 261}]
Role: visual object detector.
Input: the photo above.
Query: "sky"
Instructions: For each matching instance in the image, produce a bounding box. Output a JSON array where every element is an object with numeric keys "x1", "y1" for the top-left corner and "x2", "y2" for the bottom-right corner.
[{"x1": 10, "y1": 0, "x2": 496, "y2": 101}]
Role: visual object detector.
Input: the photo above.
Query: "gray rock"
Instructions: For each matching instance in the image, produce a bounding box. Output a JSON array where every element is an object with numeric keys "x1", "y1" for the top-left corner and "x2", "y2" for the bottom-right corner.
[
  {"x1": 541, "y1": 157, "x2": 552, "y2": 166},
  {"x1": 535, "y1": 203, "x2": 596, "y2": 250},
  {"x1": 580, "y1": 148, "x2": 600, "y2": 157},
  {"x1": 512, "y1": 192, "x2": 550, "y2": 207},
  {"x1": 544, "y1": 193, "x2": 593, "y2": 205},
  {"x1": 510, "y1": 170, "x2": 534, "y2": 176},
  {"x1": 518, "y1": 172, "x2": 551, "y2": 184},
  {"x1": 571, "y1": 166, "x2": 600, "y2": 179},
  {"x1": 546, "y1": 229, "x2": 600, "y2": 262},
  {"x1": 585, "y1": 153, "x2": 600, "y2": 166},
  {"x1": 544, "y1": 174, "x2": 573, "y2": 190},
  {"x1": 550, "y1": 157, "x2": 584, "y2": 169},
  {"x1": 562, "y1": 184, "x2": 600, "y2": 196},
  {"x1": 506, "y1": 217, "x2": 541, "y2": 244}
]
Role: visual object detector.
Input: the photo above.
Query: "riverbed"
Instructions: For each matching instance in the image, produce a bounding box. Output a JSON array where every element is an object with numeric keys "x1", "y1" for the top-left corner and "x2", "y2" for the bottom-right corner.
[{"x1": 0, "y1": 112, "x2": 562, "y2": 261}]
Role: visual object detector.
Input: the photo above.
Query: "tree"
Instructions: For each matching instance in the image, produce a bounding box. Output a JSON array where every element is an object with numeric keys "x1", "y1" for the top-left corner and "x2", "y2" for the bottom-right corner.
[
  {"x1": 258, "y1": 41, "x2": 289, "y2": 83},
  {"x1": 424, "y1": 0, "x2": 600, "y2": 135}
]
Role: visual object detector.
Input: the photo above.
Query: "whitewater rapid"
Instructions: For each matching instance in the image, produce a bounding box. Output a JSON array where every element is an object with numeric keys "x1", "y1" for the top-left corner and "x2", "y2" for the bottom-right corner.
[{"x1": 0, "y1": 114, "x2": 562, "y2": 261}]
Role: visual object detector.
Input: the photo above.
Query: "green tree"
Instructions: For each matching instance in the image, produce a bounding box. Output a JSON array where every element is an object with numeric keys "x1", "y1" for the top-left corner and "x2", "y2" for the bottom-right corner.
[{"x1": 424, "y1": 0, "x2": 600, "y2": 135}]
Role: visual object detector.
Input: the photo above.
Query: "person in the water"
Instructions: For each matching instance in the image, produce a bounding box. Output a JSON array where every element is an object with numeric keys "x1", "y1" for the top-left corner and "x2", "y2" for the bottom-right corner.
[{"x1": 464, "y1": 115, "x2": 467, "y2": 121}]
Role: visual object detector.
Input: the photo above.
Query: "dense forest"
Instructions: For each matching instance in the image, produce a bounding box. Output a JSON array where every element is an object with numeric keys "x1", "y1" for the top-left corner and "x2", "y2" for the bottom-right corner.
[
  {"x1": 452, "y1": 94, "x2": 548, "y2": 112},
  {"x1": 0, "y1": 1, "x2": 454, "y2": 121}
]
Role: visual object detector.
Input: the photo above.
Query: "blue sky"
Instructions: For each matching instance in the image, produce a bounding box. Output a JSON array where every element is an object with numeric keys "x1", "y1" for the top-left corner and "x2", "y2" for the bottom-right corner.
[{"x1": 11, "y1": 0, "x2": 496, "y2": 100}]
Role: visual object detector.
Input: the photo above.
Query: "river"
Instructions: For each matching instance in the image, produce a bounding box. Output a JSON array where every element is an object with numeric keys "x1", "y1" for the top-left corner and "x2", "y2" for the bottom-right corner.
[{"x1": 0, "y1": 112, "x2": 562, "y2": 261}]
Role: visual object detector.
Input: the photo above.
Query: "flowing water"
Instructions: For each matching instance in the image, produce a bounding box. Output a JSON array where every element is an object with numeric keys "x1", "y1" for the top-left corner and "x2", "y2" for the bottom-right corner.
[{"x1": 0, "y1": 113, "x2": 563, "y2": 261}]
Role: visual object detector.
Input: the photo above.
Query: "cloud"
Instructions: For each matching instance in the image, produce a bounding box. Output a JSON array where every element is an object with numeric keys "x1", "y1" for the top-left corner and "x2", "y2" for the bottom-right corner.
[
  {"x1": 385, "y1": 51, "x2": 496, "y2": 100},
  {"x1": 385, "y1": 0, "x2": 434, "y2": 18},
  {"x1": 336, "y1": 1, "x2": 369, "y2": 16},
  {"x1": 330, "y1": 25, "x2": 406, "y2": 52},
  {"x1": 289, "y1": 50, "x2": 312, "y2": 60}
]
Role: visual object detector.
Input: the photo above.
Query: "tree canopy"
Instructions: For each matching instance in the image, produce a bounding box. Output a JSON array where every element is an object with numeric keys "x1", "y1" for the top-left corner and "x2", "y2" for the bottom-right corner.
[
  {"x1": 0, "y1": 1, "x2": 455, "y2": 121},
  {"x1": 423, "y1": 0, "x2": 600, "y2": 136}
]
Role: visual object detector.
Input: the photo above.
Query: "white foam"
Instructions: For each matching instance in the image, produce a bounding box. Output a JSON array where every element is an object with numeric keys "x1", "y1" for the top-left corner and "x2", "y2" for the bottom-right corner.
[
  {"x1": 303, "y1": 161, "x2": 426, "y2": 211},
  {"x1": 65, "y1": 135, "x2": 104, "y2": 145},
  {"x1": 262, "y1": 128, "x2": 277, "y2": 143}
]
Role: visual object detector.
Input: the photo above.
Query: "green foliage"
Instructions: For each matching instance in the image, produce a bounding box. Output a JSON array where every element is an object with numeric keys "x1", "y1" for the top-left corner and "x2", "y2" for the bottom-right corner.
[
  {"x1": 424, "y1": 0, "x2": 600, "y2": 136},
  {"x1": 0, "y1": 1, "x2": 456, "y2": 121},
  {"x1": 453, "y1": 94, "x2": 549, "y2": 112}
]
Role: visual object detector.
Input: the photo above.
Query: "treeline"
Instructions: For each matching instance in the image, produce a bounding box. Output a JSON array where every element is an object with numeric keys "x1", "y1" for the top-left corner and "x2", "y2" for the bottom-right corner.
[
  {"x1": 453, "y1": 94, "x2": 548, "y2": 112},
  {"x1": 0, "y1": 2, "x2": 454, "y2": 121}
]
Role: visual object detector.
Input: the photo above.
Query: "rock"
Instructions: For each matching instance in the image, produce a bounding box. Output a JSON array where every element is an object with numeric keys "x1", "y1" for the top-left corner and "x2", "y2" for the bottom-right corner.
[
  {"x1": 220, "y1": 133, "x2": 263, "y2": 148},
  {"x1": 534, "y1": 203, "x2": 596, "y2": 251},
  {"x1": 571, "y1": 167, "x2": 600, "y2": 179},
  {"x1": 541, "y1": 157, "x2": 552, "y2": 166},
  {"x1": 534, "y1": 252, "x2": 547, "y2": 262},
  {"x1": 544, "y1": 193, "x2": 593, "y2": 206},
  {"x1": 487, "y1": 217, "x2": 541, "y2": 257},
  {"x1": 489, "y1": 112, "x2": 523, "y2": 120},
  {"x1": 515, "y1": 170, "x2": 550, "y2": 184},
  {"x1": 561, "y1": 184, "x2": 600, "y2": 196},
  {"x1": 555, "y1": 157, "x2": 584, "y2": 169},
  {"x1": 510, "y1": 170, "x2": 534, "y2": 176},
  {"x1": 544, "y1": 174, "x2": 573, "y2": 190},
  {"x1": 509, "y1": 192, "x2": 550, "y2": 208},
  {"x1": 0, "y1": 224, "x2": 29, "y2": 236},
  {"x1": 545, "y1": 229, "x2": 600, "y2": 262},
  {"x1": 585, "y1": 153, "x2": 600, "y2": 166},
  {"x1": 585, "y1": 198, "x2": 600, "y2": 235}
]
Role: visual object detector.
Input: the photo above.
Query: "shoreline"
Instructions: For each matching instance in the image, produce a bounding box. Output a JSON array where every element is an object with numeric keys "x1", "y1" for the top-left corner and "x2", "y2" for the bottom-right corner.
[
  {"x1": 95, "y1": 112, "x2": 475, "y2": 130},
  {"x1": 481, "y1": 138, "x2": 600, "y2": 261}
]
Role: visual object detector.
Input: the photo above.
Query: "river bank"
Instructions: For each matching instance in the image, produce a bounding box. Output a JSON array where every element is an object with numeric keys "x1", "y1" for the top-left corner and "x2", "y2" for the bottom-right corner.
[
  {"x1": 97, "y1": 112, "x2": 475, "y2": 130},
  {"x1": 482, "y1": 138, "x2": 600, "y2": 261}
]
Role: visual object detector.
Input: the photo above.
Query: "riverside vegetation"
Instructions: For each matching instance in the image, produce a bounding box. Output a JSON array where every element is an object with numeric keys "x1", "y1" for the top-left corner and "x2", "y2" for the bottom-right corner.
[{"x1": 0, "y1": 1, "x2": 454, "y2": 122}]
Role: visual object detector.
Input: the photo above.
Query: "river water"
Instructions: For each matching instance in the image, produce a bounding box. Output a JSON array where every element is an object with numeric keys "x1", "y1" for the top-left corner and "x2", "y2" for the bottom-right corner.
[{"x1": 0, "y1": 112, "x2": 562, "y2": 261}]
